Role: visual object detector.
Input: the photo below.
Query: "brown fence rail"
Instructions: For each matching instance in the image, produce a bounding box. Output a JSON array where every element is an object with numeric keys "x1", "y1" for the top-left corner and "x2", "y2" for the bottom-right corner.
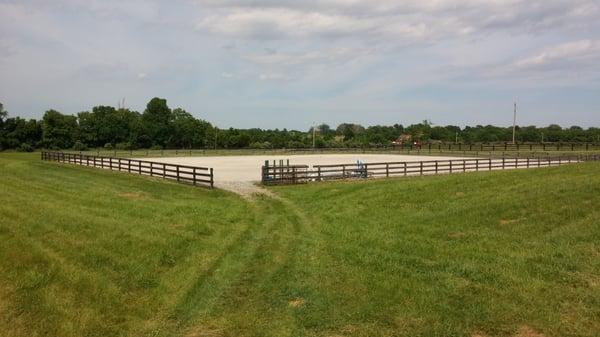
[
  {"x1": 262, "y1": 154, "x2": 600, "y2": 185},
  {"x1": 42, "y1": 151, "x2": 214, "y2": 189}
]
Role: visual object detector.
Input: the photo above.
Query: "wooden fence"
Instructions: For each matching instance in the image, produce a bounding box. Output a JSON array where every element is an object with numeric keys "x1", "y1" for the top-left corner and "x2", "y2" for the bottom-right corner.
[
  {"x1": 42, "y1": 151, "x2": 214, "y2": 188},
  {"x1": 394, "y1": 142, "x2": 600, "y2": 152},
  {"x1": 262, "y1": 154, "x2": 600, "y2": 185}
]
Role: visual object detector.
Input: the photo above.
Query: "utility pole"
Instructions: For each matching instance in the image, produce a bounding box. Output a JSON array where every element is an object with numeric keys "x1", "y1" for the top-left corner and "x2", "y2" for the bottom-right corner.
[
  {"x1": 214, "y1": 127, "x2": 218, "y2": 149},
  {"x1": 512, "y1": 102, "x2": 517, "y2": 144}
]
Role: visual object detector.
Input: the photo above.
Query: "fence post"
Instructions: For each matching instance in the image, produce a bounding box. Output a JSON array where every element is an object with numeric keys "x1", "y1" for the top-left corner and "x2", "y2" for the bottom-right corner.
[
  {"x1": 176, "y1": 165, "x2": 180, "y2": 181},
  {"x1": 193, "y1": 167, "x2": 197, "y2": 186},
  {"x1": 489, "y1": 158, "x2": 492, "y2": 171},
  {"x1": 476, "y1": 159, "x2": 479, "y2": 171},
  {"x1": 163, "y1": 164, "x2": 166, "y2": 179},
  {"x1": 527, "y1": 157, "x2": 530, "y2": 168},
  {"x1": 420, "y1": 161, "x2": 423, "y2": 175},
  {"x1": 449, "y1": 160, "x2": 452, "y2": 173},
  {"x1": 463, "y1": 160, "x2": 466, "y2": 172},
  {"x1": 435, "y1": 161, "x2": 438, "y2": 174},
  {"x1": 404, "y1": 162, "x2": 407, "y2": 176},
  {"x1": 318, "y1": 167, "x2": 322, "y2": 181},
  {"x1": 210, "y1": 168, "x2": 214, "y2": 188},
  {"x1": 386, "y1": 163, "x2": 389, "y2": 177}
]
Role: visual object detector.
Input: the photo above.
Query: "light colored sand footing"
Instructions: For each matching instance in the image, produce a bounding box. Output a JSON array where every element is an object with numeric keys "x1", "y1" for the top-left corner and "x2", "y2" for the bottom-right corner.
[{"x1": 136, "y1": 154, "x2": 468, "y2": 195}]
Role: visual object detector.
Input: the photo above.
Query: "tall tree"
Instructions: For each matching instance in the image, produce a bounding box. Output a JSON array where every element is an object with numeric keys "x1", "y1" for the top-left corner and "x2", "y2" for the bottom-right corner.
[
  {"x1": 42, "y1": 110, "x2": 78, "y2": 149},
  {"x1": 142, "y1": 97, "x2": 172, "y2": 146}
]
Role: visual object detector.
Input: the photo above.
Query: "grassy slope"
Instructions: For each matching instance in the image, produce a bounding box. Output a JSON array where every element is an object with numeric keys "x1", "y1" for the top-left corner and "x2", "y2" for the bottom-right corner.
[{"x1": 0, "y1": 153, "x2": 599, "y2": 337}]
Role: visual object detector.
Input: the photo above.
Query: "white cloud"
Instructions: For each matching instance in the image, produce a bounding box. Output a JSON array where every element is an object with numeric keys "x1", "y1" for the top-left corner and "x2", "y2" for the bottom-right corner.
[
  {"x1": 258, "y1": 73, "x2": 291, "y2": 81},
  {"x1": 512, "y1": 40, "x2": 600, "y2": 70},
  {"x1": 195, "y1": 0, "x2": 600, "y2": 43}
]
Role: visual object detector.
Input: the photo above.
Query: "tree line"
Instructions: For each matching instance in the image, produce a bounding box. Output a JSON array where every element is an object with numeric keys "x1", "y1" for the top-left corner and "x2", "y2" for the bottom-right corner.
[{"x1": 1, "y1": 98, "x2": 599, "y2": 152}]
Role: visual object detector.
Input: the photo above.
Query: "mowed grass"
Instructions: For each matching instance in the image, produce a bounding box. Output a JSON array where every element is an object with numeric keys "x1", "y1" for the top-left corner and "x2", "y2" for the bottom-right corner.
[{"x1": 1, "y1": 153, "x2": 599, "y2": 337}]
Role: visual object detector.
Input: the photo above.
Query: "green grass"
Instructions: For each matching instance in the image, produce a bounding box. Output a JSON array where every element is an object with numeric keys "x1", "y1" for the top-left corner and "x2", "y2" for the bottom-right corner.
[{"x1": 1, "y1": 153, "x2": 599, "y2": 337}]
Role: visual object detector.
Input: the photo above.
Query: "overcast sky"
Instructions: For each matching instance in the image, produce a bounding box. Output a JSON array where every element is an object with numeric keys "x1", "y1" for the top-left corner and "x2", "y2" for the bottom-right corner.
[{"x1": 1, "y1": 0, "x2": 599, "y2": 129}]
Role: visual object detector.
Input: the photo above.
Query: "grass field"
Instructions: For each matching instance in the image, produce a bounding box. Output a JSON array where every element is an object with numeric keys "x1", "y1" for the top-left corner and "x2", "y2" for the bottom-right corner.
[{"x1": 1, "y1": 153, "x2": 599, "y2": 337}]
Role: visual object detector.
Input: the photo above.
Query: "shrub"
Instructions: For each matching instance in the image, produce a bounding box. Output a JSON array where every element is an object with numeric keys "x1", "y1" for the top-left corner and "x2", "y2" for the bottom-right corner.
[
  {"x1": 17, "y1": 143, "x2": 34, "y2": 152},
  {"x1": 115, "y1": 142, "x2": 134, "y2": 150},
  {"x1": 104, "y1": 143, "x2": 113, "y2": 150},
  {"x1": 249, "y1": 141, "x2": 273, "y2": 149},
  {"x1": 72, "y1": 141, "x2": 88, "y2": 151},
  {"x1": 287, "y1": 141, "x2": 306, "y2": 149}
]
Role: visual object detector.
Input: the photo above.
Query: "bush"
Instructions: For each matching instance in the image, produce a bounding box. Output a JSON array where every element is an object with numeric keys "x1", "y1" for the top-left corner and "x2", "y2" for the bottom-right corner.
[
  {"x1": 72, "y1": 141, "x2": 88, "y2": 151},
  {"x1": 249, "y1": 141, "x2": 273, "y2": 149},
  {"x1": 17, "y1": 143, "x2": 34, "y2": 152},
  {"x1": 115, "y1": 142, "x2": 134, "y2": 150},
  {"x1": 150, "y1": 144, "x2": 163, "y2": 150},
  {"x1": 104, "y1": 143, "x2": 113, "y2": 150},
  {"x1": 287, "y1": 141, "x2": 306, "y2": 149}
]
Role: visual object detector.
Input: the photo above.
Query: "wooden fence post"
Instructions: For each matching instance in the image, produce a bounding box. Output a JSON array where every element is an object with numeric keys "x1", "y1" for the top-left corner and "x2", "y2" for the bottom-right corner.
[
  {"x1": 386, "y1": 163, "x2": 389, "y2": 177},
  {"x1": 210, "y1": 168, "x2": 214, "y2": 188},
  {"x1": 404, "y1": 162, "x2": 407, "y2": 176}
]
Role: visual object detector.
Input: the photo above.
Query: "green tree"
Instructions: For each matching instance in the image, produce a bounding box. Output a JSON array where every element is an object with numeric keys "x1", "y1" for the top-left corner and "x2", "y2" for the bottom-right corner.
[
  {"x1": 42, "y1": 110, "x2": 78, "y2": 149},
  {"x1": 142, "y1": 97, "x2": 172, "y2": 147}
]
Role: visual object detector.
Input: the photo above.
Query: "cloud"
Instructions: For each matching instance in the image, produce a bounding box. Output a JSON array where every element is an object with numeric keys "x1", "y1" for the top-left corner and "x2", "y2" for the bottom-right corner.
[
  {"x1": 481, "y1": 40, "x2": 600, "y2": 83},
  {"x1": 511, "y1": 40, "x2": 600, "y2": 71},
  {"x1": 1, "y1": 0, "x2": 599, "y2": 127},
  {"x1": 243, "y1": 47, "x2": 370, "y2": 66},
  {"x1": 195, "y1": 0, "x2": 600, "y2": 43},
  {"x1": 258, "y1": 73, "x2": 291, "y2": 81}
]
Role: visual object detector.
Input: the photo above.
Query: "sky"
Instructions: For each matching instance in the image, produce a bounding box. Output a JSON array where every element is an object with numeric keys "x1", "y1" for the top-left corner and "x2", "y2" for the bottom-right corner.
[{"x1": 1, "y1": 0, "x2": 599, "y2": 130}]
